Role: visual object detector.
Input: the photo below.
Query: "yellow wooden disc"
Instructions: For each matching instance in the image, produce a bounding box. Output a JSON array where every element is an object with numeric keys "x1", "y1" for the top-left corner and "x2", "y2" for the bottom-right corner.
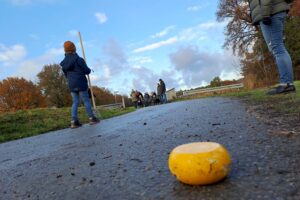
[{"x1": 168, "y1": 142, "x2": 231, "y2": 185}]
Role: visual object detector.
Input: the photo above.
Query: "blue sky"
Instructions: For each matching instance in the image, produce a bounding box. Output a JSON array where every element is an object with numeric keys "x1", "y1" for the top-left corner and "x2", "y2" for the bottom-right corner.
[{"x1": 0, "y1": 0, "x2": 241, "y2": 95}]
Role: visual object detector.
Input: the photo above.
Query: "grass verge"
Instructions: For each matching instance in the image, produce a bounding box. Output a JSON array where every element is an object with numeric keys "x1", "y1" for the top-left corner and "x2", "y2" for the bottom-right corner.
[
  {"x1": 0, "y1": 107, "x2": 135, "y2": 143},
  {"x1": 222, "y1": 81, "x2": 300, "y2": 135},
  {"x1": 224, "y1": 81, "x2": 300, "y2": 115}
]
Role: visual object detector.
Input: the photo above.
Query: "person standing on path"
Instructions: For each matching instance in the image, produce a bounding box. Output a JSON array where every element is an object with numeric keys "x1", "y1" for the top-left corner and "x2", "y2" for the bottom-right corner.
[
  {"x1": 248, "y1": 0, "x2": 296, "y2": 95},
  {"x1": 130, "y1": 90, "x2": 137, "y2": 108},
  {"x1": 159, "y1": 79, "x2": 167, "y2": 103},
  {"x1": 157, "y1": 82, "x2": 162, "y2": 104},
  {"x1": 60, "y1": 41, "x2": 100, "y2": 128},
  {"x1": 144, "y1": 92, "x2": 150, "y2": 107}
]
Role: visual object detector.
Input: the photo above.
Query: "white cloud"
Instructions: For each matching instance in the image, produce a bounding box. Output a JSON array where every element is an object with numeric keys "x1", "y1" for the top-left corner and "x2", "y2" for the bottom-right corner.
[
  {"x1": 220, "y1": 70, "x2": 241, "y2": 81},
  {"x1": 128, "y1": 56, "x2": 153, "y2": 65},
  {"x1": 178, "y1": 21, "x2": 225, "y2": 42},
  {"x1": 68, "y1": 30, "x2": 78, "y2": 37},
  {"x1": 199, "y1": 21, "x2": 222, "y2": 29},
  {"x1": 102, "y1": 40, "x2": 127, "y2": 72},
  {"x1": 0, "y1": 44, "x2": 27, "y2": 66},
  {"x1": 89, "y1": 40, "x2": 181, "y2": 94},
  {"x1": 169, "y1": 45, "x2": 240, "y2": 88},
  {"x1": 90, "y1": 74, "x2": 102, "y2": 83},
  {"x1": 152, "y1": 25, "x2": 176, "y2": 38},
  {"x1": 129, "y1": 66, "x2": 180, "y2": 93},
  {"x1": 102, "y1": 64, "x2": 112, "y2": 79},
  {"x1": 95, "y1": 12, "x2": 108, "y2": 24},
  {"x1": 17, "y1": 47, "x2": 64, "y2": 80},
  {"x1": 187, "y1": 3, "x2": 210, "y2": 12},
  {"x1": 133, "y1": 37, "x2": 178, "y2": 53},
  {"x1": 187, "y1": 5, "x2": 203, "y2": 12},
  {"x1": 132, "y1": 21, "x2": 226, "y2": 53},
  {"x1": 0, "y1": 43, "x2": 65, "y2": 81},
  {"x1": 90, "y1": 39, "x2": 128, "y2": 87}
]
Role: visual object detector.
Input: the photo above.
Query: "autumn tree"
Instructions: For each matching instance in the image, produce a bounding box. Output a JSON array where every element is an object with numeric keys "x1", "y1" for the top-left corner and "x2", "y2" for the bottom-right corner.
[
  {"x1": 0, "y1": 77, "x2": 46, "y2": 112},
  {"x1": 221, "y1": 79, "x2": 240, "y2": 85},
  {"x1": 216, "y1": 0, "x2": 258, "y2": 56},
  {"x1": 241, "y1": 41, "x2": 278, "y2": 88},
  {"x1": 37, "y1": 64, "x2": 71, "y2": 108},
  {"x1": 290, "y1": 0, "x2": 300, "y2": 16},
  {"x1": 92, "y1": 86, "x2": 116, "y2": 105},
  {"x1": 89, "y1": 86, "x2": 131, "y2": 106},
  {"x1": 216, "y1": 0, "x2": 300, "y2": 88},
  {"x1": 285, "y1": 15, "x2": 300, "y2": 79},
  {"x1": 216, "y1": 0, "x2": 269, "y2": 88},
  {"x1": 210, "y1": 76, "x2": 222, "y2": 87}
]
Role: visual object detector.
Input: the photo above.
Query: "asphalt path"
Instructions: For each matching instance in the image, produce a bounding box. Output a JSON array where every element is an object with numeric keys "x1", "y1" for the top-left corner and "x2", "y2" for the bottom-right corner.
[{"x1": 0, "y1": 98, "x2": 299, "y2": 200}]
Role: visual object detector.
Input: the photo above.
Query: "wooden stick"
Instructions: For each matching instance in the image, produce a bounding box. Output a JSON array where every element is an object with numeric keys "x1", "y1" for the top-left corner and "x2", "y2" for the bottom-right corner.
[{"x1": 78, "y1": 31, "x2": 97, "y2": 110}]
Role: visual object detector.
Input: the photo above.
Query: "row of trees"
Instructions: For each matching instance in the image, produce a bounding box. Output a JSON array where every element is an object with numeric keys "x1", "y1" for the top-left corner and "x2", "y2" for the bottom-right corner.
[
  {"x1": 176, "y1": 76, "x2": 241, "y2": 96},
  {"x1": 209, "y1": 76, "x2": 241, "y2": 87},
  {"x1": 217, "y1": 0, "x2": 300, "y2": 88},
  {"x1": 0, "y1": 64, "x2": 129, "y2": 112}
]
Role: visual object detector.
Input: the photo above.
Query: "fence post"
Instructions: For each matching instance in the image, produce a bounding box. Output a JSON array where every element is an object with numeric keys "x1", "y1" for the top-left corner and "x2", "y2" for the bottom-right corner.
[{"x1": 122, "y1": 96, "x2": 126, "y2": 108}]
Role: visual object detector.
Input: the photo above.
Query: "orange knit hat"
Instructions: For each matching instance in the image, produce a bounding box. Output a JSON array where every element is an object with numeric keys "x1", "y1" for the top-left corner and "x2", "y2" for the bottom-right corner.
[{"x1": 64, "y1": 41, "x2": 76, "y2": 53}]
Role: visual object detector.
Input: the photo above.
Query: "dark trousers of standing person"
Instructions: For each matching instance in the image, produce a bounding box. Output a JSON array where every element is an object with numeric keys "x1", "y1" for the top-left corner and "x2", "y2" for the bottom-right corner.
[{"x1": 133, "y1": 101, "x2": 138, "y2": 108}]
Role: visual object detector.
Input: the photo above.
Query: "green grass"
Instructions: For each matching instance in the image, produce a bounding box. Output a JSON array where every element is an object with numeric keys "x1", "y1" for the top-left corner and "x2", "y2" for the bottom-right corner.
[
  {"x1": 0, "y1": 106, "x2": 135, "y2": 143},
  {"x1": 176, "y1": 81, "x2": 300, "y2": 115},
  {"x1": 223, "y1": 81, "x2": 300, "y2": 114}
]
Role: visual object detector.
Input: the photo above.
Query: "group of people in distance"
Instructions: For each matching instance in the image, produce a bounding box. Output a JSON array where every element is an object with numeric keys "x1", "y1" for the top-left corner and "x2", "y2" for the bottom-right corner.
[{"x1": 130, "y1": 79, "x2": 167, "y2": 108}]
